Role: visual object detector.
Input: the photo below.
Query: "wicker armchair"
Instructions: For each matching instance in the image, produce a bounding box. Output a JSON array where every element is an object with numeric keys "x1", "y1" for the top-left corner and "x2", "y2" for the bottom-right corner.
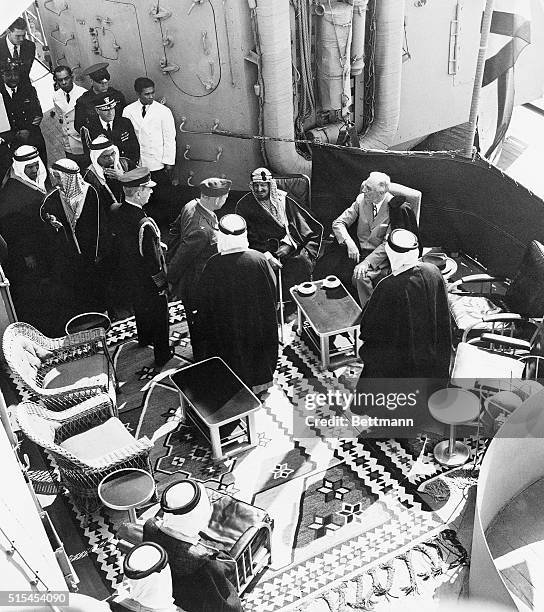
[
  {"x1": 15, "y1": 394, "x2": 154, "y2": 515},
  {"x1": 3, "y1": 321, "x2": 116, "y2": 412}
]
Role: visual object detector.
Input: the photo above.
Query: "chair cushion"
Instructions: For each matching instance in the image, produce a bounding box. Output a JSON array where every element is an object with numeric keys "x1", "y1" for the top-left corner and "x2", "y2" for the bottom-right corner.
[
  {"x1": 60, "y1": 417, "x2": 135, "y2": 462},
  {"x1": 449, "y1": 294, "x2": 503, "y2": 331},
  {"x1": 42, "y1": 353, "x2": 108, "y2": 390},
  {"x1": 451, "y1": 342, "x2": 525, "y2": 390},
  {"x1": 206, "y1": 494, "x2": 268, "y2": 548},
  {"x1": 10, "y1": 337, "x2": 52, "y2": 384},
  {"x1": 24, "y1": 413, "x2": 61, "y2": 445}
]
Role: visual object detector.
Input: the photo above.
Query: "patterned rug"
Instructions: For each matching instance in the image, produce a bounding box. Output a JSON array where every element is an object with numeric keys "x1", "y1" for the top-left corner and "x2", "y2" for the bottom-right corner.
[{"x1": 12, "y1": 301, "x2": 487, "y2": 610}]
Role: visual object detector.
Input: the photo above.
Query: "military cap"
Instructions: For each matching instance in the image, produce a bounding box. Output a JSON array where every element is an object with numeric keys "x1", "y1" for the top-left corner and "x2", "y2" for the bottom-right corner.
[
  {"x1": 119, "y1": 167, "x2": 157, "y2": 188},
  {"x1": 94, "y1": 94, "x2": 117, "y2": 111},
  {"x1": 81, "y1": 62, "x2": 110, "y2": 82},
  {"x1": 199, "y1": 177, "x2": 232, "y2": 197}
]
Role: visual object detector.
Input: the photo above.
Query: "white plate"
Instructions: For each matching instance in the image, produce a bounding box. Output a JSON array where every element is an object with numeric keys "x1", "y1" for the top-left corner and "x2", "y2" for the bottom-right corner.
[{"x1": 297, "y1": 282, "x2": 316, "y2": 296}]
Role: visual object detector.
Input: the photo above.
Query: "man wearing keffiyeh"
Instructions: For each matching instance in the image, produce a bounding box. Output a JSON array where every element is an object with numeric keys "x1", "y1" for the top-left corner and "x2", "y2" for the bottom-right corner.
[
  {"x1": 41, "y1": 157, "x2": 113, "y2": 313},
  {"x1": 0, "y1": 146, "x2": 52, "y2": 327},
  {"x1": 235, "y1": 167, "x2": 323, "y2": 296}
]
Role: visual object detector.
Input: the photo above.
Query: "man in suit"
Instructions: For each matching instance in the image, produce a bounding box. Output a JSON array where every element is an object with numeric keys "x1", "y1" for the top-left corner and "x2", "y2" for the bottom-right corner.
[
  {"x1": 0, "y1": 63, "x2": 46, "y2": 165},
  {"x1": 83, "y1": 94, "x2": 139, "y2": 165},
  {"x1": 0, "y1": 18, "x2": 35, "y2": 86},
  {"x1": 52, "y1": 65, "x2": 87, "y2": 169},
  {"x1": 74, "y1": 62, "x2": 126, "y2": 135},
  {"x1": 122, "y1": 76, "x2": 176, "y2": 223},
  {"x1": 116, "y1": 167, "x2": 173, "y2": 368},
  {"x1": 331, "y1": 171, "x2": 394, "y2": 308},
  {"x1": 167, "y1": 177, "x2": 231, "y2": 360}
]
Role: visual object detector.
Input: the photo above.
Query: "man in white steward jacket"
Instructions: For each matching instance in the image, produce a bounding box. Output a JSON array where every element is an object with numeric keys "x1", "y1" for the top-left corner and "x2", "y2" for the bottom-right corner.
[{"x1": 123, "y1": 76, "x2": 176, "y2": 223}]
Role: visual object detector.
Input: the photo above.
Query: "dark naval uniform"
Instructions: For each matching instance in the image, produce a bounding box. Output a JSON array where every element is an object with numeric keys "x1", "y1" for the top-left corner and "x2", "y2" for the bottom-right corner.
[
  {"x1": 115, "y1": 170, "x2": 170, "y2": 366},
  {"x1": 74, "y1": 86, "x2": 126, "y2": 134},
  {"x1": 84, "y1": 114, "x2": 140, "y2": 165}
]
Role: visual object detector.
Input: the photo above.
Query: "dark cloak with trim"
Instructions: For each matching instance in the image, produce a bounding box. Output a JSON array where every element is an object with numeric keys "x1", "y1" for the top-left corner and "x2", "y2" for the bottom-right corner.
[
  {"x1": 198, "y1": 249, "x2": 278, "y2": 388},
  {"x1": 357, "y1": 262, "x2": 451, "y2": 379}
]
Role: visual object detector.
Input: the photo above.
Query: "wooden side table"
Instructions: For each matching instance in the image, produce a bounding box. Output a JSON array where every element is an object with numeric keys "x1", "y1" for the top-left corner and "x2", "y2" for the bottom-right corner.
[
  {"x1": 170, "y1": 357, "x2": 261, "y2": 460},
  {"x1": 290, "y1": 280, "x2": 362, "y2": 369},
  {"x1": 98, "y1": 468, "x2": 156, "y2": 522}
]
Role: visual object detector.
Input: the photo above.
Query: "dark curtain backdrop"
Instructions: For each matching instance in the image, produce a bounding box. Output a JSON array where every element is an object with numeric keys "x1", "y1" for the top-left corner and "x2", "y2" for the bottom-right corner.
[{"x1": 310, "y1": 146, "x2": 544, "y2": 278}]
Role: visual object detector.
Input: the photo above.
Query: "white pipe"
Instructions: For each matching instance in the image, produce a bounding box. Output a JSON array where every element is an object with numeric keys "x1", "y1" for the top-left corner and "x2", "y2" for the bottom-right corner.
[
  {"x1": 255, "y1": 0, "x2": 311, "y2": 175},
  {"x1": 316, "y1": 1, "x2": 353, "y2": 114},
  {"x1": 358, "y1": 0, "x2": 405, "y2": 149},
  {"x1": 351, "y1": 0, "x2": 369, "y2": 76},
  {"x1": 255, "y1": 0, "x2": 405, "y2": 174}
]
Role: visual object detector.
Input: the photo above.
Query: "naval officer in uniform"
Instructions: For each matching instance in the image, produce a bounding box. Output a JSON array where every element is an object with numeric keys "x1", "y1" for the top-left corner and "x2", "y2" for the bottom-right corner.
[
  {"x1": 74, "y1": 62, "x2": 126, "y2": 135},
  {"x1": 116, "y1": 167, "x2": 173, "y2": 368}
]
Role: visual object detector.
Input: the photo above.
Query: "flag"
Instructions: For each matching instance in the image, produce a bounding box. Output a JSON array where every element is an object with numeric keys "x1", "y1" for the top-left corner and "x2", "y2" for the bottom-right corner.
[{"x1": 480, "y1": 0, "x2": 531, "y2": 160}]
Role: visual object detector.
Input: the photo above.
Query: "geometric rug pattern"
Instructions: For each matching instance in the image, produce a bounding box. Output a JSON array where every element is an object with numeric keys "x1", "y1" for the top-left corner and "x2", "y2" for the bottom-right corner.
[{"x1": 10, "y1": 300, "x2": 487, "y2": 611}]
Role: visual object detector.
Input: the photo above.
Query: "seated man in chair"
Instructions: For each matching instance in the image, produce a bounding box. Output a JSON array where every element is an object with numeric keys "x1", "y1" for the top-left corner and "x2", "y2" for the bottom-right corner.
[
  {"x1": 327, "y1": 171, "x2": 419, "y2": 308},
  {"x1": 143, "y1": 480, "x2": 243, "y2": 612},
  {"x1": 235, "y1": 167, "x2": 322, "y2": 295}
]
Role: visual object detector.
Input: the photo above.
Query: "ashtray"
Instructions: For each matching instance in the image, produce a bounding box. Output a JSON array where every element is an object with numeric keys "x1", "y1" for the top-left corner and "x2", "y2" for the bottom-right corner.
[
  {"x1": 297, "y1": 282, "x2": 316, "y2": 296},
  {"x1": 322, "y1": 275, "x2": 341, "y2": 289}
]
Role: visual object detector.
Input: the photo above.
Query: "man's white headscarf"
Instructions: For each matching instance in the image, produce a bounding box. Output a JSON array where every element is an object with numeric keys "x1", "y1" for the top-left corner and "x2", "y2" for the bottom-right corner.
[
  {"x1": 50, "y1": 158, "x2": 90, "y2": 230},
  {"x1": 124, "y1": 544, "x2": 177, "y2": 612},
  {"x1": 385, "y1": 229, "x2": 420, "y2": 273},
  {"x1": 11, "y1": 145, "x2": 47, "y2": 193},
  {"x1": 159, "y1": 480, "x2": 213, "y2": 539},
  {"x1": 250, "y1": 167, "x2": 288, "y2": 225},
  {"x1": 89, "y1": 135, "x2": 122, "y2": 183},
  {"x1": 217, "y1": 213, "x2": 249, "y2": 254}
]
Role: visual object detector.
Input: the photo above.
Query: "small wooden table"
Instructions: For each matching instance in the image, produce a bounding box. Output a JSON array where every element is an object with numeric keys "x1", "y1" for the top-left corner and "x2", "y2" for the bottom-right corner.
[
  {"x1": 170, "y1": 357, "x2": 261, "y2": 460},
  {"x1": 290, "y1": 280, "x2": 362, "y2": 369},
  {"x1": 98, "y1": 468, "x2": 156, "y2": 522}
]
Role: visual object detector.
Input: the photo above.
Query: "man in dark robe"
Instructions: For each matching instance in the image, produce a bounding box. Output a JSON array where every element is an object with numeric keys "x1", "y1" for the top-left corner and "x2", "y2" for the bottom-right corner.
[
  {"x1": 41, "y1": 158, "x2": 113, "y2": 315},
  {"x1": 235, "y1": 167, "x2": 323, "y2": 295},
  {"x1": 0, "y1": 146, "x2": 55, "y2": 330},
  {"x1": 74, "y1": 62, "x2": 126, "y2": 134},
  {"x1": 143, "y1": 480, "x2": 243, "y2": 612},
  {"x1": 115, "y1": 167, "x2": 172, "y2": 368},
  {"x1": 198, "y1": 214, "x2": 278, "y2": 392},
  {"x1": 356, "y1": 229, "x2": 451, "y2": 382},
  {"x1": 167, "y1": 177, "x2": 231, "y2": 360}
]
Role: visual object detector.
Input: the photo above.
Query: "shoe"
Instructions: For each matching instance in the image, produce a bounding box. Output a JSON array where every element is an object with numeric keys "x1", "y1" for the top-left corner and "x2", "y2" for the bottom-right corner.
[{"x1": 154, "y1": 348, "x2": 175, "y2": 368}]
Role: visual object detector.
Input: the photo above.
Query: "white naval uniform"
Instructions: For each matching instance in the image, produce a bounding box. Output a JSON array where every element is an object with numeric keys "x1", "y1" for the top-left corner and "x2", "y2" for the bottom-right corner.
[{"x1": 122, "y1": 99, "x2": 176, "y2": 171}]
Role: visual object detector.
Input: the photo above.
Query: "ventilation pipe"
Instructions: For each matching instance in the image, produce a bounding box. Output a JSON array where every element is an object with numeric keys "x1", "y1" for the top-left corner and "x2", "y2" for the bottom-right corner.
[
  {"x1": 316, "y1": 1, "x2": 352, "y2": 116},
  {"x1": 254, "y1": 0, "x2": 404, "y2": 174},
  {"x1": 254, "y1": 0, "x2": 311, "y2": 175},
  {"x1": 358, "y1": 0, "x2": 405, "y2": 148},
  {"x1": 351, "y1": 0, "x2": 368, "y2": 76}
]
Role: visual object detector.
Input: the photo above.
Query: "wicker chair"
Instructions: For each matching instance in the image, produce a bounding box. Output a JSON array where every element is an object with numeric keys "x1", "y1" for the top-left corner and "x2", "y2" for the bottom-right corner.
[
  {"x1": 15, "y1": 394, "x2": 154, "y2": 515},
  {"x1": 3, "y1": 321, "x2": 116, "y2": 412}
]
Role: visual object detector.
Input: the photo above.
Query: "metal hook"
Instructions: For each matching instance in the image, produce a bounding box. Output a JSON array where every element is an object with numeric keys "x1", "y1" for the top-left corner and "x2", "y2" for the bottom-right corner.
[
  {"x1": 187, "y1": 171, "x2": 195, "y2": 187},
  {"x1": 50, "y1": 25, "x2": 75, "y2": 46},
  {"x1": 184, "y1": 145, "x2": 223, "y2": 163}
]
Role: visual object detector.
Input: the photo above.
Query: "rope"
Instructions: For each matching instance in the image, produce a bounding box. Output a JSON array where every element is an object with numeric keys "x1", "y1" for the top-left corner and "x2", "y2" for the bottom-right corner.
[{"x1": 361, "y1": 0, "x2": 377, "y2": 135}]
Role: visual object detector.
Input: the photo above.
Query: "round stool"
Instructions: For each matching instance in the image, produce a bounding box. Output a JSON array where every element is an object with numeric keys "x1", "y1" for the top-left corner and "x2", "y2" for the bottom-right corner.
[
  {"x1": 428, "y1": 388, "x2": 480, "y2": 467},
  {"x1": 65, "y1": 311, "x2": 111, "y2": 336}
]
